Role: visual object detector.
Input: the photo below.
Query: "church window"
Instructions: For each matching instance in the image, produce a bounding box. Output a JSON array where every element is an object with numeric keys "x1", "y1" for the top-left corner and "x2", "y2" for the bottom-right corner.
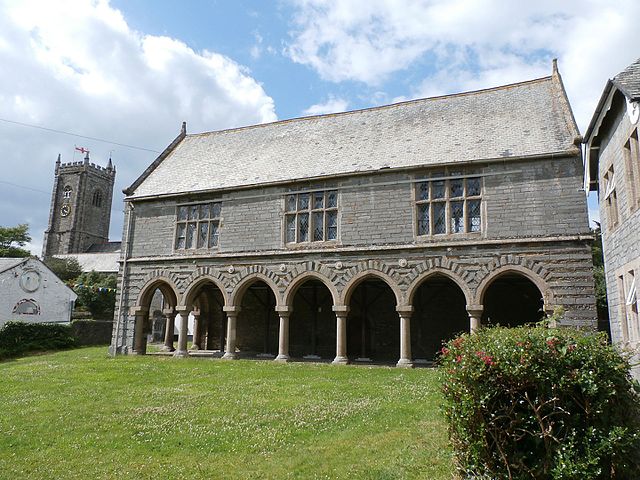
[
  {"x1": 175, "y1": 202, "x2": 221, "y2": 250},
  {"x1": 13, "y1": 299, "x2": 40, "y2": 315},
  {"x1": 92, "y1": 189, "x2": 103, "y2": 207},
  {"x1": 63, "y1": 186, "x2": 72, "y2": 199},
  {"x1": 623, "y1": 128, "x2": 640, "y2": 211},
  {"x1": 603, "y1": 165, "x2": 618, "y2": 230},
  {"x1": 415, "y1": 170, "x2": 482, "y2": 236},
  {"x1": 285, "y1": 190, "x2": 338, "y2": 244}
]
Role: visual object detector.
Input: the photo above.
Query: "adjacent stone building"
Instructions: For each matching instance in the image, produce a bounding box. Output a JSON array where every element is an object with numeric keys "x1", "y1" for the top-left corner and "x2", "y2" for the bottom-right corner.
[
  {"x1": 0, "y1": 257, "x2": 77, "y2": 328},
  {"x1": 584, "y1": 58, "x2": 640, "y2": 377},
  {"x1": 110, "y1": 62, "x2": 596, "y2": 366}
]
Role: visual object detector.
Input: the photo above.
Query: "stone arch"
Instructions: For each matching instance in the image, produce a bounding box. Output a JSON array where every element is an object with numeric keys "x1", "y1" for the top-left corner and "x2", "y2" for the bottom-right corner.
[
  {"x1": 405, "y1": 268, "x2": 473, "y2": 306},
  {"x1": 340, "y1": 269, "x2": 402, "y2": 306},
  {"x1": 135, "y1": 275, "x2": 179, "y2": 310},
  {"x1": 180, "y1": 273, "x2": 230, "y2": 308},
  {"x1": 283, "y1": 271, "x2": 340, "y2": 308},
  {"x1": 230, "y1": 272, "x2": 282, "y2": 306},
  {"x1": 474, "y1": 264, "x2": 555, "y2": 308}
]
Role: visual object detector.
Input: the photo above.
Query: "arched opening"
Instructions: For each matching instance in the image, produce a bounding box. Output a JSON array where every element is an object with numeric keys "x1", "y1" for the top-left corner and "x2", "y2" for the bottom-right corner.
[
  {"x1": 290, "y1": 279, "x2": 336, "y2": 360},
  {"x1": 236, "y1": 280, "x2": 278, "y2": 358},
  {"x1": 184, "y1": 281, "x2": 226, "y2": 354},
  {"x1": 346, "y1": 278, "x2": 398, "y2": 363},
  {"x1": 481, "y1": 273, "x2": 544, "y2": 327},
  {"x1": 411, "y1": 274, "x2": 468, "y2": 362},
  {"x1": 134, "y1": 280, "x2": 178, "y2": 354}
]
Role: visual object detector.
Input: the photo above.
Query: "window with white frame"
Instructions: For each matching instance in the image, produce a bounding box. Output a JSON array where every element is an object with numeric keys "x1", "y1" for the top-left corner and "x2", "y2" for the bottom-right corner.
[
  {"x1": 175, "y1": 202, "x2": 221, "y2": 250},
  {"x1": 415, "y1": 171, "x2": 482, "y2": 236},
  {"x1": 603, "y1": 165, "x2": 619, "y2": 229},
  {"x1": 285, "y1": 190, "x2": 338, "y2": 244},
  {"x1": 618, "y1": 275, "x2": 629, "y2": 343},
  {"x1": 626, "y1": 270, "x2": 638, "y2": 342}
]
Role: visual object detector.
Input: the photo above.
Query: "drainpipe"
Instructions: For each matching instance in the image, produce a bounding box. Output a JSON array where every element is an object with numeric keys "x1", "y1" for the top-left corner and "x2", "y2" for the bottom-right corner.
[{"x1": 112, "y1": 201, "x2": 134, "y2": 355}]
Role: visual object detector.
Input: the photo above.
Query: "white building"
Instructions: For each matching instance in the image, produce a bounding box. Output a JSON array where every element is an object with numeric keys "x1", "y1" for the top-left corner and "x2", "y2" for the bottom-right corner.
[{"x1": 0, "y1": 257, "x2": 77, "y2": 328}]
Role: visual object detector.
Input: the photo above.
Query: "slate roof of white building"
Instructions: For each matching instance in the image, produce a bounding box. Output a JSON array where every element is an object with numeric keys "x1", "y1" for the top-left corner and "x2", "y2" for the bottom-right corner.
[
  {"x1": 0, "y1": 257, "x2": 28, "y2": 274},
  {"x1": 128, "y1": 70, "x2": 579, "y2": 199},
  {"x1": 54, "y1": 253, "x2": 120, "y2": 273},
  {"x1": 612, "y1": 57, "x2": 640, "y2": 101}
]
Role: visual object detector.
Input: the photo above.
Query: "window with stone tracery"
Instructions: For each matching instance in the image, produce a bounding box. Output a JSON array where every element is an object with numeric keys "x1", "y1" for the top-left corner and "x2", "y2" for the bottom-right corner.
[
  {"x1": 284, "y1": 190, "x2": 338, "y2": 244},
  {"x1": 175, "y1": 202, "x2": 221, "y2": 250},
  {"x1": 415, "y1": 170, "x2": 482, "y2": 236},
  {"x1": 63, "y1": 186, "x2": 72, "y2": 199}
]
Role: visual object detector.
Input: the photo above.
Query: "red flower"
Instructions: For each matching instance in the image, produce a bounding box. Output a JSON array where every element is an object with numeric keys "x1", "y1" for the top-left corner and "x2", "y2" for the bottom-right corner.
[
  {"x1": 440, "y1": 347, "x2": 450, "y2": 356},
  {"x1": 455, "y1": 355, "x2": 462, "y2": 363}
]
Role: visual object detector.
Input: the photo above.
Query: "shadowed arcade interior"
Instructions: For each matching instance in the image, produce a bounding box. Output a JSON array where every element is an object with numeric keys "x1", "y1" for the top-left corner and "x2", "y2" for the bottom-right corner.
[
  {"x1": 236, "y1": 281, "x2": 278, "y2": 357},
  {"x1": 482, "y1": 273, "x2": 544, "y2": 327},
  {"x1": 290, "y1": 280, "x2": 336, "y2": 359},
  {"x1": 411, "y1": 275, "x2": 468, "y2": 362}
]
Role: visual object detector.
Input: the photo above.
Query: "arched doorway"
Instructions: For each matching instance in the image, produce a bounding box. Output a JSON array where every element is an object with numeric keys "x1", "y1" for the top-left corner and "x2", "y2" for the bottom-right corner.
[
  {"x1": 481, "y1": 273, "x2": 544, "y2": 327},
  {"x1": 411, "y1": 274, "x2": 468, "y2": 362},
  {"x1": 133, "y1": 280, "x2": 178, "y2": 355},
  {"x1": 290, "y1": 279, "x2": 336, "y2": 360},
  {"x1": 346, "y1": 278, "x2": 398, "y2": 363},
  {"x1": 236, "y1": 280, "x2": 279, "y2": 358},
  {"x1": 184, "y1": 281, "x2": 226, "y2": 354}
]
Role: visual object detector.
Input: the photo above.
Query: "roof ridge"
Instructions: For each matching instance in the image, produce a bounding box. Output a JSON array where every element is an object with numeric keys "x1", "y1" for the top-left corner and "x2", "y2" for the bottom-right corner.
[{"x1": 188, "y1": 75, "x2": 554, "y2": 138}]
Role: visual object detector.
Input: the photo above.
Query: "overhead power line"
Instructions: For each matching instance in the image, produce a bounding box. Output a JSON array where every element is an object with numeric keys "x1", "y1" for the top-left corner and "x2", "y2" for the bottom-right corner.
[
  {"x1": 0, "y1": 180, "x2": 50, "y2": 195},
  {"x1": 0, "y1": 117, "x2": 161, "y2": 154}
]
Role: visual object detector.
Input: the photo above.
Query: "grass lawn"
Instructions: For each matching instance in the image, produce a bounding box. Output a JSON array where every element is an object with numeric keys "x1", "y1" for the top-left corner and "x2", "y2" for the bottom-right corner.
[{"x1": 0, "y1": 347, "x2": 455, "y2": 480}]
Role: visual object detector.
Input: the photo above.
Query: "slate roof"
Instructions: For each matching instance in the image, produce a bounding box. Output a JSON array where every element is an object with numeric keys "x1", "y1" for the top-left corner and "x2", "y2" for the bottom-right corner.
[
  {"x1": 612, "y1": 57, "x2": 640, "y2": 101},
  {"x1": 85, "y1": 241, "x2": 121, "y2": 253},
  {"x1": 0, "y1": 257, "x2": 27, "y2": 274},
  {"x1": 128, "y1": 72, "x2": 579, "y2": 199},
  {"x1": 54, "y1": 253, "x2": 120, "y2": 273}
]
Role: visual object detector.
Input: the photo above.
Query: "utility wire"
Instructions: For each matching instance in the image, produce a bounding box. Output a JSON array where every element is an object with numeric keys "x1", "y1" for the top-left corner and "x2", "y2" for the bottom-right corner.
[
  {"x1": 0, "y1": 117, "x2": 161, "y2": 154},
  {"x1": 0, "y1": 180, "x2": 50, "y2": 195}
]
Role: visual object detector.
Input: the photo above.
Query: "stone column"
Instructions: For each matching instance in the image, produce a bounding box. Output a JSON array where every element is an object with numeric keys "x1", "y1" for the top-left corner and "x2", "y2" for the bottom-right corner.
[
  {"x1": 131, "y1": 306, "x2": 149, "y2": 355},
  {"x1": 160, "y1": 308, "x2": 175, "y2": 352},
  {"x1": 222, "y1": 306, "x2": 240, "y2": 360},
  {"x1": 173, "y1": 306, "x2": 191, "y2": 358},
  {"x1": 396, "y1": 306, "x2": 413, "y2": 368},
  {"x1": 332, "y1": 305, "x2": 349, "y2": 365},
  {"x1": 466, "y1": 305, "x2": 483, "y2": 333},
  {"x1": 544, "y1": 304, "x2": 557, "y2": 326},
  {"x1": 275, "y1": 306, "x2": 291, "y2": 362},
  {"x1": 190, "y1": 309, "x2": 201, "y2": 351}
]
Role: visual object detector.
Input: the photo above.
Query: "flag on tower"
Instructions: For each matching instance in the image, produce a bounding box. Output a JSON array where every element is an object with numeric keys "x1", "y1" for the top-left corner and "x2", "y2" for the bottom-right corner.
[{"x1": 75, "y1": 146, "x2": 89, "y2": 154}]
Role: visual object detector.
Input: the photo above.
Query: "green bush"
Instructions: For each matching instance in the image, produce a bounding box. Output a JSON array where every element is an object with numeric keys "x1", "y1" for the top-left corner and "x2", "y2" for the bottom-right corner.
[
  {"x1": 439, "y1": 320, "x2": 640, "y2": 479},
  {"x1": 70, "y1": 319, "x2": 113, "y2": 346},
  {"x1": 0, "y1": 321, "x2": 77, "y2": 359}
]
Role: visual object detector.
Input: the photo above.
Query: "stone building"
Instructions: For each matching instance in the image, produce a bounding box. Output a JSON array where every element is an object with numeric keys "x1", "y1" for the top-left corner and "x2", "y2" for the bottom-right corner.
[
  {"x1": 584, "y1": 58, "x2": 640, "y2": 377},
  {"x1": 42, "y1": 151, "x2": 120, "y2": 261},
  {"x1": 110, "y1": 62, "x2": 596, "y2": 366},
  {"x1": 0, "y1": 257, "x2": 77, "y2": 328}
]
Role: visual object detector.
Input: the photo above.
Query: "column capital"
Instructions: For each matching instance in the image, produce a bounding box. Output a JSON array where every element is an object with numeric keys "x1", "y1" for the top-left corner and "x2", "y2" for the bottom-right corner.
[
  {"x1": 162, "y1": 307, "x2": 175, "y2": 316},
  {"x1": 223, "y1": 305, "x2": 241, "y2": 314},
  {"x1": 396, "y1": 305, "x2": 413, "y2": 316},
  {"x1": 332, "y1": 305, "x2": 350, "y2": 315},
  {"x1": 175, "y1": 305, "x2": 192, "y2": 315},
  {"x1": 466, "y1": 305, "x2": 484, "y2": 316},
  {"x1": 275, "y1": 305, "x2": 291, "y2": 315},
  {"x1": 130, "y1": 306, "x2": 148, "y2": 316}
]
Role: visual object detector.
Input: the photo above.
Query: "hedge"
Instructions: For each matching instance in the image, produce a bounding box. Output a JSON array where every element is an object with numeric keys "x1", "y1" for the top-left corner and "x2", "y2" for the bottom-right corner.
[
  {"x1": 70, "y1": 319, "x2": 113, "y2": 346},
  {"x1": 0, "y1": 321, "x2": 77, "y2": 359},
  {"x1": 439, "y1": 319, "x2": 640, "y2": 479}
]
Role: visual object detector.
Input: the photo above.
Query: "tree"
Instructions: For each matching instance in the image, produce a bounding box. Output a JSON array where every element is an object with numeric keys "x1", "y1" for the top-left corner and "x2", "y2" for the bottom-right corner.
[
  {"x1": 44, "y1": 256, "x2": 83, "y2": 282},
  {"x1": 74, "y1": 271, "x2": 117, "y2": 320},
  {"x1": 0, "y1": 224, "x2": 31, "y2": 257}
]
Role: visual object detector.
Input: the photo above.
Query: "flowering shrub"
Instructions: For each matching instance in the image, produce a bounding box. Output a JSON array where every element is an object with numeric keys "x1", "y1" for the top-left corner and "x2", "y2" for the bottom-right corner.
[{"x1": 439, "y1": 318, "x2": 640, "y2": 479}]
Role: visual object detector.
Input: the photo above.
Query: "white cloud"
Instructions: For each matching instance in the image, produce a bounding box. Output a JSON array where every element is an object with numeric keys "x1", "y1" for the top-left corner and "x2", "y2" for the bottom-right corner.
[
  {"x1": 302, "y1": 95, "x2": 349, "y2": 115},
  {"x1": 286, "y1": 0, "x2": 640, "y2": 131},
  {"x1": 0, "y1": 0, "x2": 276, "y2": 255}
]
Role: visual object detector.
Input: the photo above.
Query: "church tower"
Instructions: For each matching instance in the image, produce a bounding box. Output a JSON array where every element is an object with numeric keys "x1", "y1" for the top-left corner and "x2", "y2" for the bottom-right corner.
[{"x1": 42, "y1": 151, "x2": 116, "y2": 257}]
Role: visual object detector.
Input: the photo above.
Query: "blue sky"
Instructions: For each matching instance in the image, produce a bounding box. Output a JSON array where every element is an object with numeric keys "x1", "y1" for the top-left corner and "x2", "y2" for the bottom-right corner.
[{"x1": 1, "y1": 0, "x2": 639, "y2": 253}]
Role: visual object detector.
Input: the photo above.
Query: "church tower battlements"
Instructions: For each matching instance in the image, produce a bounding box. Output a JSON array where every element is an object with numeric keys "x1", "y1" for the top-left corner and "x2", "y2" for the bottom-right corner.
[{"x1": 42, "y1": 151, "x2": 116, "y2": 257}]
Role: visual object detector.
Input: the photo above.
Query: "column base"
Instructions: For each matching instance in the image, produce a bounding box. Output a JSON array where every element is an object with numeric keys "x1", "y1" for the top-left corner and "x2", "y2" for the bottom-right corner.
[
  {"x1": 332, "y1": 356, "x2": 349, "y2": 365},
  {"x1": 274, "y1": 354, "x2": 290, "y2": 363},
  {"x1": 131, "y1": 350, "x2": 146, "y2": 356},
  {"x1": 396, "y1": 358, "x2": 414, "y2": 368},
  {"x1": 173, "y1": 349, "x2": 189, "y2": 358},
  {"x1": 221, "y1": 352, "x2": 238, "y2": 360},
  {"x1": 160, "y1": 345, "x2": 175, "y2": 352},
  {"x1": 189, "y1": 344, "x2": 200, "y2": 351}
]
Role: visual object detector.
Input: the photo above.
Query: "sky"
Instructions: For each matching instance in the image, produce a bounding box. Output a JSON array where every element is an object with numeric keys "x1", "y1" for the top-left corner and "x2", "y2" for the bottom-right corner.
[{"x1": 1, "y1": 0, "x2": 639, "y2": 255}]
